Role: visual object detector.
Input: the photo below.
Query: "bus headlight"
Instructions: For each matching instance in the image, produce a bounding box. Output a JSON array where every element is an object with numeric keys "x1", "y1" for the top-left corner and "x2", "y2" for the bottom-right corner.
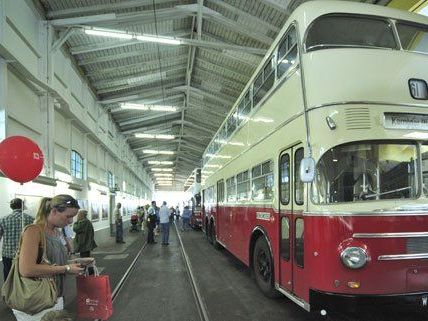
[{"x1": 340, "y1": 247, "x2": 367, "y2": 269}]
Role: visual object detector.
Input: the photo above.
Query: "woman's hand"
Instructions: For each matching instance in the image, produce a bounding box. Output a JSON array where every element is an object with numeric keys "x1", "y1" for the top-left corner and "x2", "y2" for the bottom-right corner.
[{"x1": 66, "y1": 263, "x2": 85, "y2": 275}]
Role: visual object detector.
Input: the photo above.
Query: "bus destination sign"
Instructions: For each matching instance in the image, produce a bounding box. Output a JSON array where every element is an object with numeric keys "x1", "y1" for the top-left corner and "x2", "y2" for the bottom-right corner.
[{"x1": 384, "y1": 113, "x2": 428, "y2": 130}]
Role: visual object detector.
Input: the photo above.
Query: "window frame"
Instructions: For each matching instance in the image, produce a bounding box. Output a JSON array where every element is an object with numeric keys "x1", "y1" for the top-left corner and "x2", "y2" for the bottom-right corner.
[{"x1": 71, "y1": 150, "x2": 84, "y2": 179}]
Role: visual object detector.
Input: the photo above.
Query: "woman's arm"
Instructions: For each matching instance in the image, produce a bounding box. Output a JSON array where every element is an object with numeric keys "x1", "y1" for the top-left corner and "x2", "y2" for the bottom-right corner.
[{"x1": 19, "y1": 225, "x2": 83, "y2": 277}]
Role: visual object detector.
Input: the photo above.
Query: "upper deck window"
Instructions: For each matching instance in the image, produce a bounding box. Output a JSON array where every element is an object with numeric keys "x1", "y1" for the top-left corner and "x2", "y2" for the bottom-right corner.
[
  {"x1": 312, "y1": 141, "x2": 418, "y2": 204},
  {"x1": 396, "y1": 22, "x2": 428, "y2": 55},
  {"x1": 305, "y1": 14, "x2": 397, "y2": 52}
]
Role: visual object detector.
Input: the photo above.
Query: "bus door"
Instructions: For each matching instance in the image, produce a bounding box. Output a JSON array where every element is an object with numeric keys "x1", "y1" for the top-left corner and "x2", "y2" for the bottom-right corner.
[{"x1": 278, "y1": 145, "x2": 305, "y2": 299}]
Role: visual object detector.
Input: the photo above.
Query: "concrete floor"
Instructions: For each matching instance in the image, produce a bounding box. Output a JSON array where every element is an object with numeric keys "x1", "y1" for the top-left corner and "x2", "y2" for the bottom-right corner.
[{"x1": 1, "y1": 224, "x2": 427, "y2": 321}]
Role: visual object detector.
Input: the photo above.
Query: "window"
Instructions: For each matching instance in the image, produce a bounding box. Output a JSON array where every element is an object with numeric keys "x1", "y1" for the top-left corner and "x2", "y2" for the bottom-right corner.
[
  {"x1": 107, "y1": 171, "x2": 114, "y2": 189},
  {"x1": 227, "y1": 112, "x2": 237, "y2": 137},
  {"x1": 71, "y1": 150, "x2": 84, "y2": 179},
  {"x1": 294, "y1": 148, "x2": 304, "y2": 205},
  {"x1": 236, "y1": 170, "x2": 250, "y2": 201},
  {"x1": 312, "y1": 142, "x2": 418, "y2": 204},
  {"x1": 396, "y1": 22, "x2": 428, "y2": 55},
  {"x1": 253, "y1": 55, "x2": 274, "y2": 107},
  {"x1": 277, "y1": 28, "x2": 298, "y2": 78},
  {"x1": 280, "y1": 217, "x2": 290, "y2": 260},
  {"x1": 305, "y1": 14, "x2": 397, "y2": 52},
  {"x1": 280, "y1": 154, "x2": 290, "y2": 204},
  {"x1": 226, "y1": 176, "x2": 236, "y2": 202},
  {"x1": 295, "y1": 218, "x2": 304, "y2": 267},
  {"x1": 217, "y1": 179, "x2": 225, "y2": 203},
  {"x1": 251, "y1": 160, "x2": 274, "y2": 200}
]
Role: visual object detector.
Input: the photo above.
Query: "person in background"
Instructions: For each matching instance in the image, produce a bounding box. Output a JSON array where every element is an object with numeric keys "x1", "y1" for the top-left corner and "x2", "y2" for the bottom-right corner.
[
  {"x1": 159, "y1": 201, "x2": 170, "y2": 245},
  {"x1": 14, "y1": 195, "x2": 84, "y2": 320},
  {"x1": 0, "y1": 198, "x2": 34, "y2": 281},
  {"x1": 181, "y1": 205, "x2": 192, "y2": 232},
  {"x1": 146, "y1": 201, "x2": 157, "y2": 244},
  {"x1": 169, "y1": 206, "x2": 175, "y2": 223},
  {"x1": 73, "y1": 209, "x2": 97, "y2": 258},
  {"x1": 58, "y1": 224, "x2": 73, "y2": 256},
  {"x1": 175, "y1": 205, "x2": 180, "y2": 221},
  {"x1": 114, "y1": 202, "x2": 125, "y2": 244}
]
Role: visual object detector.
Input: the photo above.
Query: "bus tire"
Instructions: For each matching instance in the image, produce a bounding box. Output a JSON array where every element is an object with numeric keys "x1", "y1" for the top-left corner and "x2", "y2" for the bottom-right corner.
[{"x1": 253, "y1": 237, "x2": 278, "y2": 298}]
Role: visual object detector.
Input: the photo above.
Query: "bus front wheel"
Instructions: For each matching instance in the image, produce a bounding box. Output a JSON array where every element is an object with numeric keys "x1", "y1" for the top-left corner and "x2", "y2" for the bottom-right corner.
[{"x1": 253, "y1": 237, "x2": 278, "y2": 298}]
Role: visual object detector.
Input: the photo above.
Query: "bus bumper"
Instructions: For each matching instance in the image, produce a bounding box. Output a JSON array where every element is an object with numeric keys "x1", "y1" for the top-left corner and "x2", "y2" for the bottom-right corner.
[{"x1": 310, "y1": 289, "x2": 428, "y2": 312}]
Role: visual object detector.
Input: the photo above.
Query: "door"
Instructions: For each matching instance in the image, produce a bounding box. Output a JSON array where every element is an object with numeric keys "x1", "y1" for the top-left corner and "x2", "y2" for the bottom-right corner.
[{"x1": 278, "y1": 144, "x2": 305, "y2": 298}]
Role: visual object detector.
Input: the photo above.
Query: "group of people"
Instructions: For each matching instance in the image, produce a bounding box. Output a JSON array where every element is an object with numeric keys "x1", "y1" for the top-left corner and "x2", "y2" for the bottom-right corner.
[
  {"x1": 0, "y1": 195, "x2": 97, "y2": 321},
  {"x1": 144, "y1": 201, "x2": 193, "y2": 246}
]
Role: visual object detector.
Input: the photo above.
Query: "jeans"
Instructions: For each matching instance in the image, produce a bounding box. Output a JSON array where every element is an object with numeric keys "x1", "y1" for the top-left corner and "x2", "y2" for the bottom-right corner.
[
  {"x1": 116, "y1": 221, "x2": 123, "y2": 242},
  {"x1": 2, "y1": 256, "x2": 12, "y2": 281},
  {"x1": 182, "y1": 217, "x2": 190, "y2": 231},
  {"x1": 160, "y1": 223, "x2": 169, "y2": 244},
  {"x1": 148, "y1": 226, "x2": 155, "y2": 243}
]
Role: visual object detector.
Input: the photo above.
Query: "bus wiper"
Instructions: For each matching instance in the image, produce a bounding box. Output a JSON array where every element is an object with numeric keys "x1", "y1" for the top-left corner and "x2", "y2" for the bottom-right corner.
[{"x1": 362, "y1": 186, "x2": 412, "y2": 199}]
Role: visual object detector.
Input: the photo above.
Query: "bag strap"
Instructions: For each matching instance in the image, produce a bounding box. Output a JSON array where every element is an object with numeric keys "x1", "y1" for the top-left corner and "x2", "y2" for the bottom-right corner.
[{"x1": 16, "y1": 224, "x2": 50, "y2": 264}]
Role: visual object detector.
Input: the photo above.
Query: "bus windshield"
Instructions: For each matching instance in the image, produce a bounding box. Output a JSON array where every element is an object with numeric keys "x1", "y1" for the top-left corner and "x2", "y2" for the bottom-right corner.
[
  {"x1": 396, "y1": 22, "x2": 428, "y2": 55},
  {"x1": 305, "y1": 14, "x2": 397, "y2": 51},
  {"x1": 312, "y1": 142, "x2": 418, "y2": 204}
]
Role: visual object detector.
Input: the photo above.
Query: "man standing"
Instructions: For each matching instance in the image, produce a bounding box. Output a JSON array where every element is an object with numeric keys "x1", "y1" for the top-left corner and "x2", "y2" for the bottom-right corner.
[
  {"x1": 114, "y1": 202, "x2": 125, "y2": 243},
  {"x1": 0, "y1": 198, "x2": 34, "y2": 280},
  {"x1": 147, "y1": 201, "x2": 157, "y2": 244},
  {"x1": 182, "y1": 205, "x2": 192, "y2": 232},
  {"x1": 159, "y1": 201, "x2": 170, "y2": 245}
]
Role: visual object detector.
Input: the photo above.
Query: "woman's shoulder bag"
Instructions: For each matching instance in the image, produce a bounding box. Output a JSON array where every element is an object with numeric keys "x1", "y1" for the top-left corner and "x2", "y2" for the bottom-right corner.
[{"x1": 1, "y1": 224, "x2": 57, "y2": 315}]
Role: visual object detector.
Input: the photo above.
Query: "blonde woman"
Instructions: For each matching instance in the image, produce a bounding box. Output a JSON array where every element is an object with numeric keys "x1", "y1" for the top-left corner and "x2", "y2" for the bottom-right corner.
[{"x1": 14, "y1": 195, "x2": 84, "y2": 321}]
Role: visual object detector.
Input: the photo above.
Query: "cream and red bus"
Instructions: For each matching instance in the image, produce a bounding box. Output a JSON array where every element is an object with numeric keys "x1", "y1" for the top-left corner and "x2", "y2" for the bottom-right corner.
[{"x1": 201, "y1": 0, "x2": 428, "y2": 314}]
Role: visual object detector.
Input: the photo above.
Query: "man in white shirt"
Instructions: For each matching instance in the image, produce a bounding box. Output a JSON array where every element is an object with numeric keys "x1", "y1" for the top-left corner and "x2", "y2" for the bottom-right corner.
[{"x1": 159, "y1": 201, "x2": 170, "y2": 245}]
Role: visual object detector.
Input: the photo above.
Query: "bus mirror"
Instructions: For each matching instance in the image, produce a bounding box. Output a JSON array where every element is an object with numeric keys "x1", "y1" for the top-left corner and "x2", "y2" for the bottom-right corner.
[{"x1": 300, "y1": 157, "x2": 315, "y2": 183}]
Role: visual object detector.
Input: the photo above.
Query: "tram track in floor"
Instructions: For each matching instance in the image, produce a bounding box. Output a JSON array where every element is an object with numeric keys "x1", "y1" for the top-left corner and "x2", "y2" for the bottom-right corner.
[{"x1": 175, "y1": 222, "x2": 210, "y2": 321}]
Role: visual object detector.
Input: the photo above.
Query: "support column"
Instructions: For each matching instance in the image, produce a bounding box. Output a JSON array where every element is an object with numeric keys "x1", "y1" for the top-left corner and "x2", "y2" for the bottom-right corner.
[{"x1": 0, "y1": 59, "x2": 8, "y2": 141}]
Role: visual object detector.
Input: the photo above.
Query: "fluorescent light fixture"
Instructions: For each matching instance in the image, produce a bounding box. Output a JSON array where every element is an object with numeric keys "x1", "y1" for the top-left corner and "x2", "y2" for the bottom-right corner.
[
  {"x1": 154, "y1": 173, "x2": 173, "y2": 177},
  {"x1": 84, "y1": 28, "x2": 181, "y2": 45},
  {"x1": 204, "y1": 164, "x2": 221, "y2": 168},
  {"x1": 136, "y1": 35, "x2": 181, "y2": 45},
  {"x1": 148, "y1": 161, "x2": 174, "y2": 165},
  {"x1": 84, "y1": 29, "x2": 133, "y2": 40},
  {"x1": 135, "y1": 133, "x2": 175, "y2": 140},
  {"x1": 252, "y1": 117, "x2": 274, "y2": 123},
  {"x1": 206, "y1": 153, "x2": 232, "y2": 159},
  {"x1": 121, "y1": 103, "x2": 177, "y2": 112},
  {"x1": 157, "y1": 182, "x2": 173, "y2": 186},
  {"x1": 142, "y1": 150, "x2": 175, "y2": 155},
  {"x1": 151, "y1": 168, "x2": 173, "y2": 172}
]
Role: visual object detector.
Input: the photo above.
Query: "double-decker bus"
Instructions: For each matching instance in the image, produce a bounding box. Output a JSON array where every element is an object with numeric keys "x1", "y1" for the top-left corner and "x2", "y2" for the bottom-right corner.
[{"x1": 201, "y1": 0, "x2": 428, "y2": 314}]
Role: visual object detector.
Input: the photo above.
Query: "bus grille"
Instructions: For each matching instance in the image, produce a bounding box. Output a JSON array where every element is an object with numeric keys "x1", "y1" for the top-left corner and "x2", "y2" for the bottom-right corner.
[
  {"x1": 407, "y1": 237, "x2": 428, "y2": 254},
  {"x1": 345, "y1": 107, "x2": 371, "y2": 130}
]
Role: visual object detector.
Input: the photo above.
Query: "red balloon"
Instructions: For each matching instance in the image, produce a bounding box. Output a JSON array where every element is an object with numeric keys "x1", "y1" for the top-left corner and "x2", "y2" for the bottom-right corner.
[{"x1": 0, "y1": 136, "x2": 44, "y2": 183}]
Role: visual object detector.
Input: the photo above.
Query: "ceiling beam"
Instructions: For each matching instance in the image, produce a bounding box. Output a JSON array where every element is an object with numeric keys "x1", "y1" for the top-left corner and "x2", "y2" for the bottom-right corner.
[
  {"x1": 99, "y1": 81, "x2": 184, "y2": 103},
  {"x1": 206, "y1": 0, "x2": 281, "y2": 33},
  {"x1": 71, "y1": 27, "x2": 266, "y2": 55},
  {"x1": 93, "y1": 65, "x2": 186, "y2": 89},
  {"x1": 195, "y1": 56, "x2": 251, "y2": 80},
  {"x1": 260, "y1": 0, "x2": 292, "y2": 14},
  {"x1": 97, "y1": 74, "x2": 186, "y2": 95},
  {"x1": 171, "y1": 85, "x2": 233, "y2": 106},
  {"x1": 110, "y1": 94, "x2": 184, "y2": 112},
  {"x1": 47, "y1": 0, "x2": 177, "y2": 18},
  {"x1": 85, "y1": 55, "x2": 188, "y2": 78},
  {"x1": 119, "y1": 112, "x2": 181, "y2": 127},
  {"x1": 172, "y1": 119, "x2": 217, "y2": 134}
]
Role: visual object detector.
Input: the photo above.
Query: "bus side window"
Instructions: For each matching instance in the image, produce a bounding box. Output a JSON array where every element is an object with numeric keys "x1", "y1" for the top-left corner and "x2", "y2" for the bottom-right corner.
[
  {"x1": 294, "y1": 148, "x2": 304, "y2": 205},
  {"x1": 281, "y1": 217, "x2": 290, "y2": 260},
  {"x1": 217, "y1": 180, "x2": 224, "y2": 203},
  {"x1": 280, "y1": 153, "x2": 290, "y2": 204},
  {"x1": 295, "y1": 218, "x2": 304, "y2": 267}
]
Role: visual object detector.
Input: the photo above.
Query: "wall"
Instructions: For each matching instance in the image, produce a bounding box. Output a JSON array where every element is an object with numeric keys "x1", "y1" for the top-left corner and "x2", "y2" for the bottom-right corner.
[{"x1": 0, "y1": 0, "x2": 153, "y2": 246}]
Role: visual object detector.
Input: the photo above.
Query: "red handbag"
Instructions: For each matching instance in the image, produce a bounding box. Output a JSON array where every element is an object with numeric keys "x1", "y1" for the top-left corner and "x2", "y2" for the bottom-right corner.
[{"x1": 76, "y1": 269, "x2": 113, "y2": 320}]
